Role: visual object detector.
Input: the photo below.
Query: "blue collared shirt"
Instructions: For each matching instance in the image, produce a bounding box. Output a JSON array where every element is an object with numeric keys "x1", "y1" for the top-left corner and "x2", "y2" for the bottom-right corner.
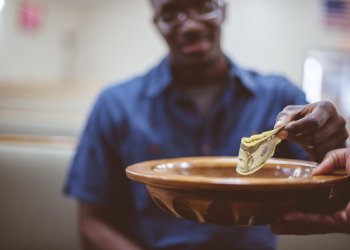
[{"x1": 64, "y1": 57, "x2": 308, "y2": 250}]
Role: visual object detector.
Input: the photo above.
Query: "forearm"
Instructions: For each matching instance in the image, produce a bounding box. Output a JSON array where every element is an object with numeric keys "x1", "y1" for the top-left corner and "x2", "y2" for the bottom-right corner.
[
  {"x1": 79, "y1": 202, "x2": 142, "y2": 250},
  {"x1": 80, "y1": 217, "x2": 142, "y2": 250}
]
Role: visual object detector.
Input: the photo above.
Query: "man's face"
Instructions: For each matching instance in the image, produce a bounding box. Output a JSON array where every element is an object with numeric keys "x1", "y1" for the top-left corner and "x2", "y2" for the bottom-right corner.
[{"x1": 152, "y1": 0, "x2": 225, "y2": 67}]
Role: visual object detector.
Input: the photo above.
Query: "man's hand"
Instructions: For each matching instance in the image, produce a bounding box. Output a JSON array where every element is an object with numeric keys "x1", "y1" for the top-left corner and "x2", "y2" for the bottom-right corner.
[
  {"x1": 271, "y1": 148, "x2": 350, "y2": 235},
  {"x1": 274, "y1": 101, "x2": 348, "y2": 162}
]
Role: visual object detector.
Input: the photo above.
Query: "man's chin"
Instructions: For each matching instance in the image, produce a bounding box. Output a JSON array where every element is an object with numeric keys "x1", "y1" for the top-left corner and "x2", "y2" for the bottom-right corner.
[{"x1": 178, "y1": 53, "x2": 215, "y2": 68}]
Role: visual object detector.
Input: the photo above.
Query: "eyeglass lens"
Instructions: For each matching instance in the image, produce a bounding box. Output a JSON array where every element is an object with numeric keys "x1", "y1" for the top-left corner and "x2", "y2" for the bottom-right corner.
[{"x1": 156, "y1": 0, "x2": 222, "y2": 27}]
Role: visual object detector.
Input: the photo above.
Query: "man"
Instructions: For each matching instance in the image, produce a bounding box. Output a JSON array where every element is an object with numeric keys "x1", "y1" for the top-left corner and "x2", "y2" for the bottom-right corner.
[
  {"x1": 64, "y1": 0, "x2": 348, "y2": 249},
  {"x1": 272, "y1": 148, "x2": 350, "y2": 234}
]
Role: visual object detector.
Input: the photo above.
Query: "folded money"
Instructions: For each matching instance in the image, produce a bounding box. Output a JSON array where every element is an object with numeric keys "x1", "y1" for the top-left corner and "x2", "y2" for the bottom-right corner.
[{"x1": 236, "y1": 126, "x2": 286, "y2": 175}]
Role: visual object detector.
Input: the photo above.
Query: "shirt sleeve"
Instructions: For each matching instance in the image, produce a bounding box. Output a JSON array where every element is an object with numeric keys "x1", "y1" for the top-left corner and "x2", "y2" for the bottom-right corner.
[
  {"x1": 280, "y1": 77, "x2": 308, "y2": 106},
  {"x1": 63, "y1": 88, "x2": 123, "y2": 205}
]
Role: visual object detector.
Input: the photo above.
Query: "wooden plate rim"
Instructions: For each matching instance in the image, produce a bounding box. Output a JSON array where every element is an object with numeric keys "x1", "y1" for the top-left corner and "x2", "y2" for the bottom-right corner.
[{"x1": 126, "y1": 157, "x2": 349, "y2": 190}]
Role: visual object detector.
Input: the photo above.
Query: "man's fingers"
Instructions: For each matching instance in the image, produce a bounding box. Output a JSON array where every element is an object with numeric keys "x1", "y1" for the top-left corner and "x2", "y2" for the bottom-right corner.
[
  {"x1": 271, "y1": 211, "x2": 344, "y2": 235},
  {"x1": 312, "y1": 155, "x2": 337, "y2": 175},
  {"x1": 283, "y1": 113, "x2": 328, "y2": 137},
  {"x1": 313, "y1": 148, "x2": 350, "y2": 175},
  {"x1": 274, "y1": 105, "x2": 304, "y2": 129},
  {"x1": 346, "y1": 203, "x2": 350, "y2": 226},
  {"x1": 283, "y1": 211, "x2": 306, "y2": 221}
]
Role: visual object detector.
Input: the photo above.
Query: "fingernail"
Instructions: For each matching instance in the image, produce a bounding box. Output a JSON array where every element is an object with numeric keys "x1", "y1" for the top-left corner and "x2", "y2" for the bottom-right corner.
[
  {"x1": 278, "y1": 130, "x2": 288, "y2": 139},
  {"x1": 274, "y1": 120, "x2": 283, "y2": 128}
]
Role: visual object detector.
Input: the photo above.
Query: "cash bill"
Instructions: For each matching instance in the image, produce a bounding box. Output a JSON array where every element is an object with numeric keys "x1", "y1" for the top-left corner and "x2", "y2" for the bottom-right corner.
[{"x1": 236, "y1": 125, "x2": 286, "y2": 175}]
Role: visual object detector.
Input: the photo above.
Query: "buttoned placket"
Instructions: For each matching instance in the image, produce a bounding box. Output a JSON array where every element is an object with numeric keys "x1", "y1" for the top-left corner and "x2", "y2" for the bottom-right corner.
[
  {"x1": 166, "y1": 81, "x2": 236, "y2": 157},
  {"x1": 199, "y1": 81, "x2": 236, "y2": 156}
]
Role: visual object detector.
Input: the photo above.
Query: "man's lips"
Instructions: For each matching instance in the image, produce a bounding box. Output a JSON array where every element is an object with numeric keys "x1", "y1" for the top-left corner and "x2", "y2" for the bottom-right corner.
[{"x1": 179, "y1": 39, "x2": 211, "y2": 54}]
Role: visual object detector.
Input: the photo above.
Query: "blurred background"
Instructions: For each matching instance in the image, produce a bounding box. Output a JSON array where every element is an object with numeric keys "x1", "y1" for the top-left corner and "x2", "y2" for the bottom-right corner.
[{"x1": 0, "y1": 0, "x2": 349, "y2": 249}]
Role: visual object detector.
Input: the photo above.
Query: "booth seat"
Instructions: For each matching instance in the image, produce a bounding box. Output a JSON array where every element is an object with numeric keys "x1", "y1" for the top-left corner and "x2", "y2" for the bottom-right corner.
[
  {"x1": 0, "y1": 108, "x2": 85, "y2": 136},
  {"x1": 0, "y1": 83, "x2": 101, "y2": 137},
  {"x1": 0, "y1": 135, "x2": 79, "y2": 250}
]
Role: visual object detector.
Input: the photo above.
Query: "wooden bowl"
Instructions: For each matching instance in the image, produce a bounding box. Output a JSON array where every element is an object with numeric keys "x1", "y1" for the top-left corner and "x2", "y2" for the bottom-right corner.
[{"x1": 126, "y1": 157, "x2": 349, "y2": 226}]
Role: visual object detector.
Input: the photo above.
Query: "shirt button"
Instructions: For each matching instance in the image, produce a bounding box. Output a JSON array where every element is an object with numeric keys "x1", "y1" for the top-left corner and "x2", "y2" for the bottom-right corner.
[{"x1": 201, "y1": 145, "x2": 211, "y2": 155}]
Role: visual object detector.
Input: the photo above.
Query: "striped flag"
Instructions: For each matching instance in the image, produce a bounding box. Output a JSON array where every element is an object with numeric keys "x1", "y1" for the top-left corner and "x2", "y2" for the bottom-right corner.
[{"x1": 323, "y1": 0, "x2": 350, "y2": 30}]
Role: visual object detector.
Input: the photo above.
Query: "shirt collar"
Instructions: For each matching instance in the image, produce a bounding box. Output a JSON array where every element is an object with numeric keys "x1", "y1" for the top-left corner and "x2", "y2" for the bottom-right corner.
[
  {"x1": 145, "y1": 55, "x2": 258, "y2": 98},
  {"x1": 146, "y1": 56, "x2": 172, "y2": 97},
  {"x1": 227, "y1": 58, "x2": 258, "y2": 96}
]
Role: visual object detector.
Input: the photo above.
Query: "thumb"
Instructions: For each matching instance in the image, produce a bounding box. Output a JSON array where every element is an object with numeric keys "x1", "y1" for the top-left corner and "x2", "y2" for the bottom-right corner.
[
  {"x1": 274, "y1": 115, "x2": 292, "y2": 129},
  {"x1": 312, "y1": 156, "x2": 336, "y2": 175},
  {"x1": 312, "y1": 148, "x2": 350, "y2": 176}
]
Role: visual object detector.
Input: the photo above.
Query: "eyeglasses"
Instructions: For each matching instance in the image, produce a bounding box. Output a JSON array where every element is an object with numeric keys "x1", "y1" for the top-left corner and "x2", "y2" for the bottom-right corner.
[{"x1": 154, "y1": 0, "x2": 225, "y2": 29}]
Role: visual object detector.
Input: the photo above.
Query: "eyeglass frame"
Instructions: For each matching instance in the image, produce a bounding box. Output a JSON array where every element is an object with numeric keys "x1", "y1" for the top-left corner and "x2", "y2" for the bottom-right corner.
[{"x1": 154, "y1": 0, "x2": 226, "y2": 30}]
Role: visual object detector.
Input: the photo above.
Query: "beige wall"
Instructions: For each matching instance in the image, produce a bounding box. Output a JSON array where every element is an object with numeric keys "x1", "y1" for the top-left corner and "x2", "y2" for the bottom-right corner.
[
  {"x1": 0, "y1": 0, "x2": 346, "y2": 86},
  {"x1": 74, "y1": 0, "x2": 164, "y2": 85},
  {"x1": 0, "y1": 0, "x2": 82, "y2": 83},
  {"x1": 74, "y1": 0, "x2": 342, "y2": 85},
  {"x1": 222, "y1": 0, "x2": 340, "y2": 84}
]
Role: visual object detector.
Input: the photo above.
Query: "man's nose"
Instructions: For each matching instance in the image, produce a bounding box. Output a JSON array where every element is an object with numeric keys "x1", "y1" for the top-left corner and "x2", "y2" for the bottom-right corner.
[{"x1": 178, "y1": 16, "x2": 205, "y2": 33}]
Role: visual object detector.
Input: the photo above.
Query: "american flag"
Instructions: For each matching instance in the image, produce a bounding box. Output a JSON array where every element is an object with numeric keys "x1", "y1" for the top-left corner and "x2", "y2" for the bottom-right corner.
[{"x1": 323, "y1": 0, "x2": 350, "y2": 30}]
